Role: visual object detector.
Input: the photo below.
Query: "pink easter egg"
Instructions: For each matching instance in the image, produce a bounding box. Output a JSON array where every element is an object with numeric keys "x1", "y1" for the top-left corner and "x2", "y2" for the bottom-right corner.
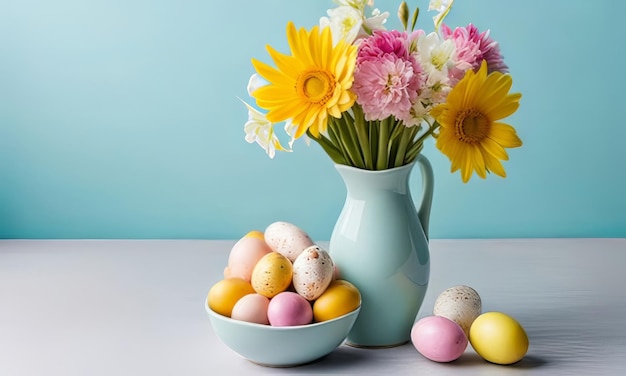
[
  {"x1": 267, "y1": 292, "x2": 313, "y2": 326},
  {"x1": 411, "y1": 316, "x2": 468, "y2": 362}
]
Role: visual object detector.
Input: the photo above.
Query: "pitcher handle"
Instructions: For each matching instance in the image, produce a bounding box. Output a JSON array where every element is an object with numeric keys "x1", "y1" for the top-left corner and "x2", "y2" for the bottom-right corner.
[{"x1": 416, "y1": 154, "x2": 434, "y2": 241}]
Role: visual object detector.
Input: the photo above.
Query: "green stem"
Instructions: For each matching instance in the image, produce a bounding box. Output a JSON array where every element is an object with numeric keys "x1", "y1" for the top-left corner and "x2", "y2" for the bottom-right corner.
[
  {"x1": 377, "y1": 117, "x2": 390, "y2": 170},
  {"x1": 414, "y1": 121, "x2": 439, "y2": 147},
  {"x1": 340, "y1": 112, "x2": 365, "y2": 169},
  {"x1": 353, "y1": 105, "x2": 373, "y2": 170},
  {"x1": 394, "y1": 127, "x2": 412, "y2": 167},
  {"x1": 388, "y1": 118, "x2": 406, "y2": 144},
  {"x1": 369, "y1": 120, "x2": 378, "y2": 169},
  {"x1": 405, "y1": 126, "x2": 423, "y2": 164},
  {"x1": 405, "y1": 141, "x2": 423, "y2": 163},
  {"x1": 308, "y1": 130, "x2": 347, "y2": 165},
  {"x1": 327, "y1": 118, "x2": 355, "y2": 165}
]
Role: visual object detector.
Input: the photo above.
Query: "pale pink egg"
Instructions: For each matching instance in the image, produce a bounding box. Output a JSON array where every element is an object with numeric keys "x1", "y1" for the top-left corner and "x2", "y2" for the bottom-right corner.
[
  {"x1": 411, "y1": 316, "x2": 468, "y2": 362},
  {"x1": 267, "y1": 292, "x2": 313, "y2": 326},
  {"x1": 231, "y1": 293, "x2": 270, "y2": 325},
  {"x1": 224, "y1": 235, "x2": 272, "y2": 281}
]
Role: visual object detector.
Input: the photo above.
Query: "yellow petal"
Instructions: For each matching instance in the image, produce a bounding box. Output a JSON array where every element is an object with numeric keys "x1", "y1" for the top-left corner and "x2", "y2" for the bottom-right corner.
[
  {"x1": 489, "y1": 122, "x2": 523, "y2": 148},
  {"x1": 481, "y1": 136, "x2": 509, "y2": 161},
  {"x1": 480, "y1": 147, "x2": 507, "y2": 177}
]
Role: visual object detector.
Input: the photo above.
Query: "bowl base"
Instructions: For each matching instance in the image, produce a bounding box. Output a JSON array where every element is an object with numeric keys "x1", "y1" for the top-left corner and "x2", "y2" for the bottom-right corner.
[
  {"x1": 345, "y1": 339, "x2": 409, "y2": 349},
  {"x1": 248, "y1": 356, "x2": 324, "y2": 368}
]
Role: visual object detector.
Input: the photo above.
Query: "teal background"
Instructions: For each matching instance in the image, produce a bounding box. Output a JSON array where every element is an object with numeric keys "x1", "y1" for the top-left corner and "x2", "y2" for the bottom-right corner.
[{"x1": 1, "y1": 0, "x2": 624, "y2": 240}]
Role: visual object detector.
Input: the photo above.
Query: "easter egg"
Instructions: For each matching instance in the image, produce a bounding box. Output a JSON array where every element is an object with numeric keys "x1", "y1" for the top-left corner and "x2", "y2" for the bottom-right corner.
[
  {"x1": 251, "y1": 252, "x2": 293, "y2": 298},
  {"x1": 231, "y1": 293, "x2": 270, "y2": 325},
  {"x1": 292, "y1": 245, "x2": 334, "y2": 301},
  {"x1": 207, "y1": 278, "x2": 255, "y2": 317},
  {"x1": 469, "y1": 311, "x2": 529, "y2": 365},
  {"x1": 433, "y1": 285, "x2": 482, "y2": 336},
  {"x1": 264, "y1": 221, "x2": 314, "y2": 262},
  {"x1": 312, "y1": 280, "x2": 361, "y2": 322},
  {"x1": 223, "y1": 232, "x2": 272, "y2": 282},
  {"x1": 267, "y1": 291, "x2": 313, "y2": 326},
  {"x1": 411, "y1": 316, "x2": 468, "y2": 362}
]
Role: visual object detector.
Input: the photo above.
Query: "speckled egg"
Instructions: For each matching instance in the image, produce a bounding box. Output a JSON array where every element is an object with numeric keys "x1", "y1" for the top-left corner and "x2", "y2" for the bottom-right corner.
[
  {"x1": 250, "y1": 252, "x2": 293, "y2": 298},
  {"x1": 264, "y1": 221, "x2": 314, "y2": 262},
  {"x1": 433, "y1": 285, "x2": 482, "y2": 336},
  {"x1": 292, "y1": 245, "x2": 334, "y2": 301}
]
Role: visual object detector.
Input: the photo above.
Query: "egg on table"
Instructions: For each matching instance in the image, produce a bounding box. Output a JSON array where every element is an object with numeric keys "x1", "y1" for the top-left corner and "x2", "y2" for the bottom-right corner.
[
  {"x1": 292, "y1": 245, "x2": 334, "y2": 301},
  {"x1": 411, "y1": 315, "x2": 468, "y2": 363},
  {"x1": 469, "y1": 311, "x2": 529, "y2": 365},
  {"x1": 433, "y1": 285, "x2": 481, "y2": 336}
]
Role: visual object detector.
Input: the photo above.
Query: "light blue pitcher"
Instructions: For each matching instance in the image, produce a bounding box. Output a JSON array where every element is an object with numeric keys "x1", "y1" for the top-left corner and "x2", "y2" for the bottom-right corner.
[{"x1": 328, "y1": 154, "x2": 434, "y2": 348}]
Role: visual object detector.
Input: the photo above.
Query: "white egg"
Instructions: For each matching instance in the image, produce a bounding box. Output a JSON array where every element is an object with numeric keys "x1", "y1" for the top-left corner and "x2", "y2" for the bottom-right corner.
[
  {"x1": 292, "y1": 245, "x2": 334, "y2": 301},
  {"x1": 264, "y1": 221, "x2": 314, "y2": 262},
  {"x1": 433, "y1": 285, "x2": 481, "y2": 336}
]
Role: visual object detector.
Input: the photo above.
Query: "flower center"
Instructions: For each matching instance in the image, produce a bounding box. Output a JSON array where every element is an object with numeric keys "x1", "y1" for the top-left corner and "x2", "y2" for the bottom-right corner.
[
  {"x1": 297, "y1": 69, "x2": 335, "y2": 105},
  {"x1": 431, "y1": 51, "x2": 447, "y2": 70},
  {"x1": 341, "y1": 17, "x2": 358, "y2": 37},
  {"x1": 455, "y1": 108, "x2": 490, "y2": 144}
]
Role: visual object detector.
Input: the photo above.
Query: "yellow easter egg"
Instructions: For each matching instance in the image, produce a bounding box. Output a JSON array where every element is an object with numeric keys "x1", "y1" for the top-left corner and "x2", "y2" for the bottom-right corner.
[
  {"x1": 469, "y1": 311, "x2": 529, "y2": 365},
  {"x1": 251, "y1": 252, "x2": 293, "y2": 298},
  {"x1": 207, "y1": 278, "x2": 255, "y2": 317},
  {"x1": 313, "y1": 280, "x2": 361, "y2": 322},
  {"x1": 245, "y1": 230, "x2": 265, "y2": 240}
]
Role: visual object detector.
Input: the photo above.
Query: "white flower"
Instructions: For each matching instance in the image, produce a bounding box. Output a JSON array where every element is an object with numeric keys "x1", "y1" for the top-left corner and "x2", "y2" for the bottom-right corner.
[
  {"x1": 417, "y1": 32, "x2": 456, "y2": 74},
  {"x1": 246, "y1": 73, "x2": 267, "y2": 96},
  {"x1": 284, "y1": 119, "x2": 310, "y2": 148},
  {"x1": 320, "y1": 6, "x2": 364, "y2": 45},
  {"x1": 332, "y1": 0, "x2": 372, "y2": 11},
  {"x1": 428, "y1": 0, "x2": 454, "y2": 30},
  {"x1": 321, "y1": 1, "x2": 388, "y2": 45},
  {"x1": 403, "y1": 33, "x2": 456, "y2": 126},
  {"x1": 361, "y1": 8, "x2": 389, "y2": 36},
  {"x1": 241, "y1": 100, "x2": 290, "y2": 158}
]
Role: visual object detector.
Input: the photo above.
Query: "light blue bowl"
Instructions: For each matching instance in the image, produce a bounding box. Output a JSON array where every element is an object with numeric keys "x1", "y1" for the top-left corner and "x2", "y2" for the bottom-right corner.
[{"x1": 206, "y1": 302, "x2": 361, "y2": 367}]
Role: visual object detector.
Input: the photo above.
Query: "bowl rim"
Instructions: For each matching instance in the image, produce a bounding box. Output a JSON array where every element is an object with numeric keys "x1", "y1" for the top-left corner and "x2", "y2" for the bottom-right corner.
[{"x1": 205, "y1": 300, "x2": 361, "y2": 330}]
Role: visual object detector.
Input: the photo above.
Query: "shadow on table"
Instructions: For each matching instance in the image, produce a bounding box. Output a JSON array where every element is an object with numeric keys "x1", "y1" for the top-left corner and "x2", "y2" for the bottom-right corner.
[{"x1": 446, "y1": 353, "x2": 548, "y2": 369}]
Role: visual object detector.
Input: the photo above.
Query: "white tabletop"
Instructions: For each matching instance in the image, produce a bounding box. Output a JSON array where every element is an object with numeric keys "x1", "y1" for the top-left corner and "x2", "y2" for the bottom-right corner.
[{"x1": 1, "y1": 239, "x2": 625, "y2": 375}]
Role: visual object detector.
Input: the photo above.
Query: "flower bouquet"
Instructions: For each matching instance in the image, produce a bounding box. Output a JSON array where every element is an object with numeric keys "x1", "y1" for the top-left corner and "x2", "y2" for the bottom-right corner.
[{"x1": 241, "y1": 0, "x2": 522, "y2": 183}]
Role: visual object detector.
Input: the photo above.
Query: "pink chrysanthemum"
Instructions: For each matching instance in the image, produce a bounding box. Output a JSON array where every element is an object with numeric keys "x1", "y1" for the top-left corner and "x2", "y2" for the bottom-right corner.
[
  {"x1": 441, "y1": 23, "x2": 508, "y2": 83},
  {"x1": 353, "y1": 30, "x2": 423, "y2": 121},
  {"x1": 358, "y1": 30, "x2": 411, "y2": 64}
]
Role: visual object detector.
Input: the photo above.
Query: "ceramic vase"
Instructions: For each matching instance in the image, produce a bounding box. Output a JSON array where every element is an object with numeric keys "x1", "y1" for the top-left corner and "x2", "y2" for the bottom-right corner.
[{"x1": 328, "y1": 154, "x2": 434, "y2": 348}]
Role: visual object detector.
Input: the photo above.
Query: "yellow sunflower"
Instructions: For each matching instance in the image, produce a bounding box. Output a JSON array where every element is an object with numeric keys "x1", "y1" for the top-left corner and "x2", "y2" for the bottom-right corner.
[
  {"x1": 431, "y1": 60, "x2": 523, "y2": 183},
  {"x1": 251, "y1": 21, "x2": 357, "y2": 139}
]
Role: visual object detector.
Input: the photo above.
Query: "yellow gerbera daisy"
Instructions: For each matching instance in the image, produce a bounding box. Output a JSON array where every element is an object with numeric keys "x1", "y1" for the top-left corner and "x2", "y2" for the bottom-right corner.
[
  {"x1": 251, "y1": 21, "x2": 357, "y2": 139},
  {"x1": 431, "y1": 60, "x2": 522, "y2": 183}
]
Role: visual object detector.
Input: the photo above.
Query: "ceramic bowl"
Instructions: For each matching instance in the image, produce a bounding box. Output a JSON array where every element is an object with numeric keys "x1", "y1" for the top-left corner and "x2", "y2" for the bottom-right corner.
[{"x1": 206, "y1": 302, "x2": 360, "y2": 367}]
